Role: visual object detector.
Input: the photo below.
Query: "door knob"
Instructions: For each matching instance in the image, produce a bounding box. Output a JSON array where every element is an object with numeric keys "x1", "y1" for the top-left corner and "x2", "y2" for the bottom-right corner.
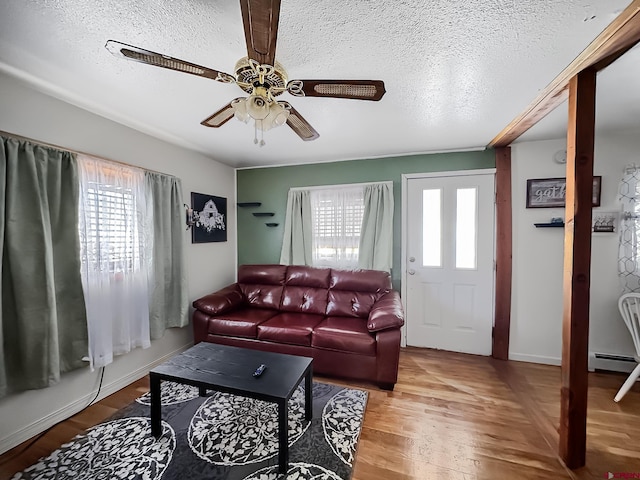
[
  {"x1": 408, "y1": 269, "x2": 416, "y2": 275},
  {"x1": 409, "y1": 257, "x2": 415, "y2": 263}
]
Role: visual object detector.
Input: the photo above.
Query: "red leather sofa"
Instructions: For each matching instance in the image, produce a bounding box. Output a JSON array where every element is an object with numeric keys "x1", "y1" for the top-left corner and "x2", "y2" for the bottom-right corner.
[{"x1": 192, "y1": 264, "x2": 405, "y2": 390}]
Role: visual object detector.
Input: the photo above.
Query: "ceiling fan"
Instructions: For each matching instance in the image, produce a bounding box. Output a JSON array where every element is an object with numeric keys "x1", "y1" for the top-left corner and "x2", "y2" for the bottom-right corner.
[{"x1": 106, "y1": 0, "x2": 386, "y2": 146}]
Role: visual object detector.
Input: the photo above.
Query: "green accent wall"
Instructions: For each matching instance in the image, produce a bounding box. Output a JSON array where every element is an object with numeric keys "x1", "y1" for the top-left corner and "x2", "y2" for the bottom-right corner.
[{"x1": 237, "y1": 149, "x2": 495, "y2": 287}]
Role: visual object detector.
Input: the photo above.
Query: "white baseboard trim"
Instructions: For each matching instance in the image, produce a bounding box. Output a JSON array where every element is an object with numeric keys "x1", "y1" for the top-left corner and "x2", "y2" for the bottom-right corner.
[
  {"x1": 509, "y1": 353, "x2": 561, "y2": 366},
  {"x1": 0, "y1": 343, "x2": 193, "y2": 455}
]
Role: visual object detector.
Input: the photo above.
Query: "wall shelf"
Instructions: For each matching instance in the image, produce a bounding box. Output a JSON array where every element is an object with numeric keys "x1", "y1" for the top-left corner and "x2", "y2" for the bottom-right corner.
[
  {"x1": 534, "y1": 222, "x2": 565, "y2": 228},
  {"x1": 253, "y1": 212, "x2": 275, "y2": 217},
  {"x1": 237, "y1": 202, "x2": 262, "y2": 207}
]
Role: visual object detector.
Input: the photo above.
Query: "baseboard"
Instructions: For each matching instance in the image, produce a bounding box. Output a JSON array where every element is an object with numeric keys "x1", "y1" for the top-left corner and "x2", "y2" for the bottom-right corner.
[
  {"x1": 509, "y1": 353, "x2": 561, "y2": 366},
  {"x1": 0, "y1": 343, "x2": 193, "y2": 455}
]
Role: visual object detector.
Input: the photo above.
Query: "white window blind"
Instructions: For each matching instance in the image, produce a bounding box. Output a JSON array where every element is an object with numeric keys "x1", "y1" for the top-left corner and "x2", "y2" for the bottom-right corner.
[{"x1": 83, "y1": 181, "x2": 141, "y2": 273}]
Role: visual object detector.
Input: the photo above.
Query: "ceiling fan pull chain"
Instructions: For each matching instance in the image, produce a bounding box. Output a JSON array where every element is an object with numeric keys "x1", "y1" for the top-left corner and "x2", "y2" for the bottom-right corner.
[
  {"x1": 254, "y1": 122, "x2": 259, "y2": 145},
  {"x1": 259, "y1": 122, "x2": 266, "y2": 147}
]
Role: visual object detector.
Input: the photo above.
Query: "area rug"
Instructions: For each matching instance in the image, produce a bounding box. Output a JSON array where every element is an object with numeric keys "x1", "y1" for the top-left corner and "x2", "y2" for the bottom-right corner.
[{"x1": 11, "y1": 381, "x2": 368, "y2": 480}]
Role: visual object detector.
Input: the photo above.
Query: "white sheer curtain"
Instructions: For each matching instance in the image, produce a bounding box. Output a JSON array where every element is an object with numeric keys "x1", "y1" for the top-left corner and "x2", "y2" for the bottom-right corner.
[
  {"x1": 310, "y1": 186, "x2": 364, "y2": 269},
  {"x1": 619, "y1": 165, "x2": 640, "y2": 293},
  {"x1": 77, "y1": 155, "x2": 151, "y2": 370}
]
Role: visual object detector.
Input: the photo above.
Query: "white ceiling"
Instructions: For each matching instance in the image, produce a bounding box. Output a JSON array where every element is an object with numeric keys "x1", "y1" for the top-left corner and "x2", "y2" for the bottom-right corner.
[{"x1": 0, "y1": 0, "x2": 634, "y2": 168}]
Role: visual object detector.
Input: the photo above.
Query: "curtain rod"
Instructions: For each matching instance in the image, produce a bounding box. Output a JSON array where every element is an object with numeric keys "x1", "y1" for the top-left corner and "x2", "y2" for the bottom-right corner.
[
  {"x1": 289, "y1": 180, "x2": 393, "y2": 192},
  {"x1": 0, "y1": 129, "x2": 169, "y2": 176}
]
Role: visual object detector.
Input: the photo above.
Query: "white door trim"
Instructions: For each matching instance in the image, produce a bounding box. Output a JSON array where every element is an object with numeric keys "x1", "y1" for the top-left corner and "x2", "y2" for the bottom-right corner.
[{"x1": 400, "y1": 168, "x2": 497, "y2": 347}]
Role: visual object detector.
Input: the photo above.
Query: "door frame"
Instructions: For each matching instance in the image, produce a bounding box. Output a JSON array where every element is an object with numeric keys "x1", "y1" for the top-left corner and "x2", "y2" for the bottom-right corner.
[{"x1": 400, "y1": 168, "x2": 497, "y2": 348}]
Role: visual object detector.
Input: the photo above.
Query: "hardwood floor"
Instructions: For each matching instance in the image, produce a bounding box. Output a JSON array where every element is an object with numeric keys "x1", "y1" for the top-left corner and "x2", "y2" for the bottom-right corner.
[{"x1": 1, "y1": 347, "x2": 638, "y2": 479}]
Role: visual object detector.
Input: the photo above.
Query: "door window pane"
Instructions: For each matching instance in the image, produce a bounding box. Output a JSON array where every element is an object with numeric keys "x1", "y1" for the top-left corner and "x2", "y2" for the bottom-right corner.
[
  {"x1": 422, "y1": 189, "x2": 441, "y2": 267},
  {"x1": 456, "y1": 187, "x2": 477, "y2": 269}
]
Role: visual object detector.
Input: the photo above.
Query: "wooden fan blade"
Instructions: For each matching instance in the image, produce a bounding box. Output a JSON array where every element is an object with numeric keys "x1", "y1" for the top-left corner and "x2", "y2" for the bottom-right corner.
[
  {"x1": 201, "y1": 99, "x2": 242, "y2": 128},
  {"x1": 239, "y1": 0, "x2": 281, "y2": 66},
  {"x1": 280, "y1": 102, "x2": 319, "y2": 141},
  {"x1": 105, "y1": 40, "x2": 236, "y2": 84},
  {"x1": 287, "y1": 79, "x2": 386, "y2": 101}
]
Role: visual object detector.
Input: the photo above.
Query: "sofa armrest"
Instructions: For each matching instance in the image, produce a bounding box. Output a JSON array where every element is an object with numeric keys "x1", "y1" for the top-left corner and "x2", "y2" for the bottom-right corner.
[
  {"x1": 192, "y1": 283, "x2": 245, "y2": 315},
  {"x1": 367, "y1": 291, "x2": 404, "y2": 332}
]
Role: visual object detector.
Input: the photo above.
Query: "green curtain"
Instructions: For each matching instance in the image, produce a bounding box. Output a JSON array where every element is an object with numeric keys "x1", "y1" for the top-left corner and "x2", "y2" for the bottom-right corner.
[
  {"x1": 0, "y1": 136, "x2": 87, "y2": 398},
  {"x1": 358, "y1": 183, "x2": 394, "y2": 271},
  {"x1": 145, "y1": 171, "x2": 188, "y2": 339},
  {"x1": 280, "y1": 189, "x2": 313, "y2": 265}
]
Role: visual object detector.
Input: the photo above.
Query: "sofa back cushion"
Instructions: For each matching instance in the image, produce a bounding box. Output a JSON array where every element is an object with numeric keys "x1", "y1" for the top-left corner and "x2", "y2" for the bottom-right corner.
[
  {"x1": 236, "y1": 264, "x2": 392, "y2": 317},
  {"x1": 326, "y1": 268, "x2": 391, "y2": 318},
  {"x1": 330, "y1": 268, "x2": 391, "y2": 292},
  {"x1": 238, "y1": 264, "x2": 286, "y2": 309},
  {"x1": 280, "y1": 266, "x2": 331, "y2": 315}
]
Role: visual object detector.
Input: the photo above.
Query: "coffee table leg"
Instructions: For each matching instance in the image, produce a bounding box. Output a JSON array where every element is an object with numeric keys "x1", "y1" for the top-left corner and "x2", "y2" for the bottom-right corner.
[
  {"x1": 278, "y1": 399, "x2": 288, "y2": 474},
  {"x1": 150, "y1": 374, "x2": 162, "y2": 438},
  {"x1": 304, "y1": 367, "x2": 313, "y2": 422}
]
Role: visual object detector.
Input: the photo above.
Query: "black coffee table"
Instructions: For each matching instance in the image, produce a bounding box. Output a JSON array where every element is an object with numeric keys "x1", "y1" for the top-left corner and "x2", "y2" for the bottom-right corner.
[{"x1": 149, "y1": 342, "x2": 313, "y2": 474}]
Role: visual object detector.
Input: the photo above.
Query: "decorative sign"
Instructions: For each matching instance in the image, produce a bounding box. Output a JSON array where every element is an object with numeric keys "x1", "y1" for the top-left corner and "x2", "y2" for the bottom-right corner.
[
  {"x1": 526, "y1": 176, "x2": 601, "y2": 208},
  {"x1": 592, "y1": 211, "x2": 618, "y2": 233},
  {"x1": 191, "y1": 192, "x2": 227, "y2": 243}
]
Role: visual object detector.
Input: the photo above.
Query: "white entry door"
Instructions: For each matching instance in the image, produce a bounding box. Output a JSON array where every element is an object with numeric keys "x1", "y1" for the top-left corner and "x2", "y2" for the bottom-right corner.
[{"x1": 404, "y1": 172, "x2": 495, "y2": 355}]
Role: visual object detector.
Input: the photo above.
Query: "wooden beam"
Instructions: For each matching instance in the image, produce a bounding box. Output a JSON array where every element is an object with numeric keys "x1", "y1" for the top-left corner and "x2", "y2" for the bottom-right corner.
[
  {"x1": 559, "y1": 68, "x2": 596, "y2": 469},
  {"x1": 489, "y1": 0, "x2": 640, "y2": 148},
  {"x1": 493, "y1": 147, "x2": 512, "y2": 360}
]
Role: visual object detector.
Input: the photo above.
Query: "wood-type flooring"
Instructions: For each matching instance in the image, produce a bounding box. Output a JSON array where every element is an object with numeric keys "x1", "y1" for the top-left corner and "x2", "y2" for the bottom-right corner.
[{"x1": 1, "y1": 347, "x2": 639, "y2": 479}]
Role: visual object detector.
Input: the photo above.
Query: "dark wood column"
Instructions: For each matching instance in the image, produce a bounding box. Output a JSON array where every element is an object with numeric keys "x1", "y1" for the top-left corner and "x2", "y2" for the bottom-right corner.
[
  {"x1": 493, "y1": 147, "x2": 512, "y2": 360},
  {"x1": 559, "y1": 68, "x2": 597, "y2": 469}
]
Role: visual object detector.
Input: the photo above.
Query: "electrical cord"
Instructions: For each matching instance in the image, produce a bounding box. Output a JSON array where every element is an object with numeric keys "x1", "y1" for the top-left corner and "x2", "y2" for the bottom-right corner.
[
  {"x1": 87, "y1": 366, "x2": 106, "y2": 406},
  {"x1": 0, "y1": 366, "x2": 105, "y2": 466}
]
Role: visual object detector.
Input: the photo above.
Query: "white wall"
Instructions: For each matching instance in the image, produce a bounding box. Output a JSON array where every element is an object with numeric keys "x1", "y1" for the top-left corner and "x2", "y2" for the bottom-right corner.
[
  {"x1": 0, "y1": 72, "x2": 237, "y2": 453},
  {"x1": 510, "y1": 134, "x2": 639, "y2": 366}
]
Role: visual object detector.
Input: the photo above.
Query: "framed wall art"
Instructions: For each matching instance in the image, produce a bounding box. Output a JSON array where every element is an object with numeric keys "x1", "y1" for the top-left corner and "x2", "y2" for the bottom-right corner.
[
  {"x1": 190, "y1": 192, "x2": 227, "y2": 243},
  {"x1": 526, "y1": 176, "x2": 601, "y2": 208}
]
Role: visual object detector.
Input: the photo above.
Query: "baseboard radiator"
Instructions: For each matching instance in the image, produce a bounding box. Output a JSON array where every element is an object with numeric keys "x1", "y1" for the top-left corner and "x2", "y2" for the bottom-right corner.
[{"x1": 589, "y1": 352, "x2": 637, "y2": 373}]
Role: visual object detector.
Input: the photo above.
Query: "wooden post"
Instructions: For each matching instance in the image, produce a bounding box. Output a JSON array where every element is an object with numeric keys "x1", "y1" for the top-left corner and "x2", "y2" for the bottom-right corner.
[
  {"x1": 559, "y1": 68, "x2": 596, "y2": 469},
  {"x1": 493, "y1": 147, "x2": 512, "y2": 360}
]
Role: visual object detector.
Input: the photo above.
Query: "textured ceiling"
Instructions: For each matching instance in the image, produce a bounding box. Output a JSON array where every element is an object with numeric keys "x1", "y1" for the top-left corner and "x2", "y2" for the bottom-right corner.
[{"x1": 0, "y1": 0, "x2": 633, "y2": 167}]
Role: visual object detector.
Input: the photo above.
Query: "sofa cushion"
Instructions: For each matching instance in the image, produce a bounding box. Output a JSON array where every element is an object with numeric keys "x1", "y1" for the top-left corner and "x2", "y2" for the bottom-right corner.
[
  {"x1": 281, "y1": 286, "x2": 328, "y2": 315},
  {"x1": 285, "y1": 266, "x2": 331, "y2": 288},
  {"x1": 238, "y1": 264, "x2": 287, "y2": 285},
  {"x1": 329, "y1": 268, "x2": 391, "y2": 292},
  {"x1": 206, "y1": 308, "x2": 278, "y2": 338},
  {"x1": 257, "y1": 313, "x2": 325, "y2": 346},
  {"x1": 326, "y1": 290, "x2": 381, "y2": 318},
  {"x1": 312, "y1": 316, "x2": 376, "y2": 356},
  {"x1": 240, "y1": 284, "x2": 283, "y2": 310}
]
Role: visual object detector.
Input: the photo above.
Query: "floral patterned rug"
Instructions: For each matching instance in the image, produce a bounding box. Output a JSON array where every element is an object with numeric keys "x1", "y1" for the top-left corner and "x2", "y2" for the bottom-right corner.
[{"x1": 12, "y1": 381, "x2": 368, "y2": 480}]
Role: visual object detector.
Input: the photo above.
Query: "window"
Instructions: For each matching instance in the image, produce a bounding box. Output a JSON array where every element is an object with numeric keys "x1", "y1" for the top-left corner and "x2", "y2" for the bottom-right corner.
[
  {"x1": 455, "y1": 187, "x2": 478, "y2": 269},
  {"x1": 81, "y1": 179, "x2": 143, "y2": 274},
  {"x1": 310, "y1": 186, "x2": 364, "y2": 268},
  {"x1": 77, "y1": 156, "x2": 151, "y2": 370},
  {"x1": 422, "y1": 188, "x2": 442, "y2": 267},
  {"x1": 281, "y1": 181, "x2": 393, "y2": 271}
]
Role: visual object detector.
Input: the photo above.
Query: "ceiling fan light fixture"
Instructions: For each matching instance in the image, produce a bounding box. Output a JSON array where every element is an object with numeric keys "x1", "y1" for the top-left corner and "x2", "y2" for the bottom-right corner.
[
  {"x1": 231, "y1": 98, "x2": 250, "y2": 123},
  {"x1": 260, "y1": 101, "x2": 290, "y2": 131},
  {"x1": 246, "y1": 94, "x2": 271, "y2": 120},
  {"x1": 231, "y1": 95, "x2": 289, "y2": 145}
]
